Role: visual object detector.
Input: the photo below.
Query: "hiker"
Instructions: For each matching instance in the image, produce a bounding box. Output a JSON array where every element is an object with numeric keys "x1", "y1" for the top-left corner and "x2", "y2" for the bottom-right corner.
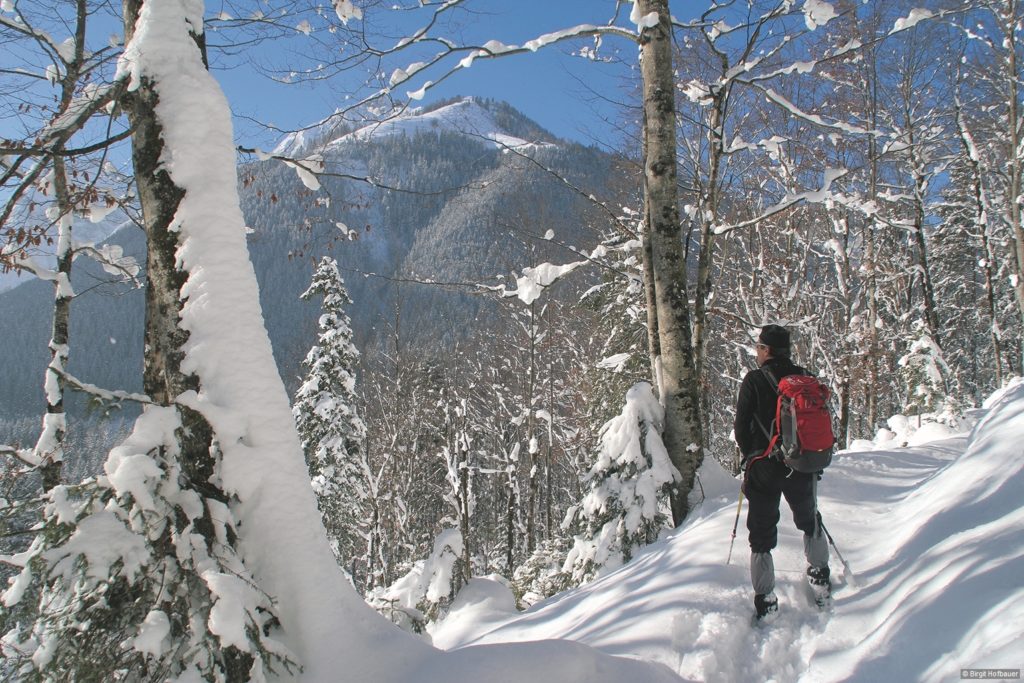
[{"x1": 734, "y1": 324, "x2": 831, "y2": 620}]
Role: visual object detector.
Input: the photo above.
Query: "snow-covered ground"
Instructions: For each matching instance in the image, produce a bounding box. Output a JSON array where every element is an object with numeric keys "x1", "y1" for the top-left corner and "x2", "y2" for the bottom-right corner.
[{"x1": 431, "y1": 381, "x2": 1024, "y2": 682}]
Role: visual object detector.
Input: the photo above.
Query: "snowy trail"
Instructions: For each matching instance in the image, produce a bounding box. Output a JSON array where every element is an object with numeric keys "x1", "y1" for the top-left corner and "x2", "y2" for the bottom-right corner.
[{"x1": 431, "y1": 383, "x2": 1024, "y2": 682}]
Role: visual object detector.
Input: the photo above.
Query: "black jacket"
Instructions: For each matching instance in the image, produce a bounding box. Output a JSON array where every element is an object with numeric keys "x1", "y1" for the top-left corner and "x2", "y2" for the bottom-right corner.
[{"x1": 734, "y1": 356, "x2": 808, "y2": 458}]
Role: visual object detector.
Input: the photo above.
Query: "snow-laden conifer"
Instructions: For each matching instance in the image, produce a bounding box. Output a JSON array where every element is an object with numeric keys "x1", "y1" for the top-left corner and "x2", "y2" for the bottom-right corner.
[
  {"x1": 898, "y1": 325, "x2": 951, "y2": 419},
  {"x1": 1, "y1": 407, "x2": 296, "y2": 681},
  {"x1": 562, "y1": 382, "x2": 680, "y2": 585},
  {"x1": 293, "y1": 257, "x2": 367, "y2": 576},
  {"x1": 512, "y1": 536, "x2": 572, "y2": 607}
]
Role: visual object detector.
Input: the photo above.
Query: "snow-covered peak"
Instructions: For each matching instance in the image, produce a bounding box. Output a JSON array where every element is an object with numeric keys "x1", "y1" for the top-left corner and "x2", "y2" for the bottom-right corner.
[{"x1": 273, "y1": 97, "x2": 556, "y2": 158}]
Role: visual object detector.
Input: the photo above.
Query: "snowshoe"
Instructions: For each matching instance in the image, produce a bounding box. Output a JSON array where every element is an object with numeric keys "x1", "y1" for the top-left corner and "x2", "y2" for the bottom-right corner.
[
  {"x1": 808, "y1": 566, "x2": 832, "y2": 609},
  {"x1": 752, "y1": 592, "x2": 779, "y2": 625}
]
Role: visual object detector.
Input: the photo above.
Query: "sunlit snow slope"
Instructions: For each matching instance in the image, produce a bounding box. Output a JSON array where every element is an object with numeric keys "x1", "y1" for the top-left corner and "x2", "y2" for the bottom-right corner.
[
  {"x1": 273, "y1": 97, "x2": 553, "y2": 157},
  {"x1": 432, "y1": 381, "x2": 1024, "y2": 682}
]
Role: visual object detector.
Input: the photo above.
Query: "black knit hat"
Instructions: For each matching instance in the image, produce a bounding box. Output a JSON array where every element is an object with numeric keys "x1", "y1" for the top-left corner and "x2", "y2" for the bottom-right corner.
[{"x1": 758, "y1": 324, "x2": 790, "y2": 353}]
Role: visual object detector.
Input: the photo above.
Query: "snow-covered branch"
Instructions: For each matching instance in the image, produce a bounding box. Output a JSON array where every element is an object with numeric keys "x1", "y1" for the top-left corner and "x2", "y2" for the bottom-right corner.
[
  {"x1": 714, "y1": 168, "x2": 849, "y2": 235},
  {"x1": 238, "y1": 145, "x2": 490, "y2": 196},
  {"x1": 0, "y1": 444, "x2": 42, "y2": 468},
  {"x1": 759, "y1": 86, "x2": 876, "y2": 137},
  {"x1": 73, "y1": 242, "x2": 141, "y2": 282},
  {"x1": 384, "y1": 22, "x2": 637, "y2": 102},
  {"x1": 56, "y1": 369, "x2": 153, "y2": 408},
  {"x1": 0, "y1": 12, "x2": 69, "y2": 70},
  {"x1": 262, "y1": 4, "x2": 640, "y2": 142}
]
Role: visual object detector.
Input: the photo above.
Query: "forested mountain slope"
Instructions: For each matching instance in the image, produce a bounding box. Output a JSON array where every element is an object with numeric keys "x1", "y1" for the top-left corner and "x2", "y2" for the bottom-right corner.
[{"x1": 0, "y1": 98, "x2": 627, "y2": 426}]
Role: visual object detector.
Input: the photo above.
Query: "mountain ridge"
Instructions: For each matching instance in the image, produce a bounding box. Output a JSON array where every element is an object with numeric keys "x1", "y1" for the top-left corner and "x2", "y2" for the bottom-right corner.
[
  {"x1": 272, "y1": 97, "x2": 560, "y2": 158},
  {"x1": 1, "y1": 97, "x2": 631, "y2": 428}
]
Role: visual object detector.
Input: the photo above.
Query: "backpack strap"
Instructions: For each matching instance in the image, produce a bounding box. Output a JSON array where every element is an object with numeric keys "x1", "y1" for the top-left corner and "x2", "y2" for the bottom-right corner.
[
  {"x1": 760, "y1": 365, "x2": 780, "y2": 391},
  {"x1": 745, "y1": 366, "x2": 782, "y2": 473},
  {"x1": 752, "y1": 365, "x2": 780, "y2": 439}
]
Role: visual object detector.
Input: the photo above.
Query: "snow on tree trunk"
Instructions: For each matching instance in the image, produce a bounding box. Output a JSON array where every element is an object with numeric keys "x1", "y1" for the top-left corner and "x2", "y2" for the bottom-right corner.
[
  {"x1": 637, "y1": 0, "x2": 704, "y2": 525},
  {"x1": 5, "y1": 0, "x2": 423, "y2": 679},
  {"x1": 35, "y1": 158, "x2": 73, "y2": 493},
  {"x1": 954, "y1": 100, "x2": 1005, "y2": 386},
  {"x1": 116, "y1": 1, "x2": 423, "y2": 677}
]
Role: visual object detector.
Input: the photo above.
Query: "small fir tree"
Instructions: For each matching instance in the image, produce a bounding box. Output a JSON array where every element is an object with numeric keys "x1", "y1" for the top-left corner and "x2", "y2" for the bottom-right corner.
[
  {"x1": 511, "y1": 536, "x2": 573, "y2": 608},
  {"x1": 562, "y1": 382, "x2": 680, "y2": 585},
  {"x1": 898, "y1": 324, "x2": 951, "y2": 418},
  {"x1": 293, "y1": 258, "x2": 367, "y2": 578}
]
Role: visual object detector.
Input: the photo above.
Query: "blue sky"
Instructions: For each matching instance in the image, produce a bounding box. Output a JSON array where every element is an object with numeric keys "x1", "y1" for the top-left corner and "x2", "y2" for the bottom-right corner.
[
  {"x1": 217, "y1": 1, "x2": 641, "y2": 151},
  {"x1": 0, "y1": 1, "x2": 641, "y2": 169}
]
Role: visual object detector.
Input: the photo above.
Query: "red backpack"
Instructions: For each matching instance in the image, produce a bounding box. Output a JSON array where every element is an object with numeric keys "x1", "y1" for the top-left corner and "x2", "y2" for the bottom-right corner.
[{"x1": 761, "y1": 370, "x2": 835, "y2": 472}]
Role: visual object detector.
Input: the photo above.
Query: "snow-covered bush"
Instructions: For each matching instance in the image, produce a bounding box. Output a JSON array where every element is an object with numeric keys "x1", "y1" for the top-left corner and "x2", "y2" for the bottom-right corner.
[
  {"x1": 511, "y1": 536, "x2": 573, "y2": 608},
  {"x1": 0, "y1": 407, "x2": 295, "y2": 681},
  {"x1": 365, "y1": 528, "x2": 465, "y2": 633},
  {"x1": 562, "y1": 382, "x2": 680, "y2": 585},
  {"x1": 898, "y1": 328, "x2": 951, "y2": 417},
  {"x1": 293, "y1": 257, "x2": 368, "y2": 576}
]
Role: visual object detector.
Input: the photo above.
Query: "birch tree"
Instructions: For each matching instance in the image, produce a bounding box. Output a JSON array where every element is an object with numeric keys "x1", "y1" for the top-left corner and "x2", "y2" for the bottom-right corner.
[
  {"x1": 2, "y1": 0, "x2": 344, "y2": 678},
  {"x1": 636, "y1": 0, "x2": 703, "y2": 525},
  {"x1": 1, "y1": 0, "x2": 132, "y2": 491}
]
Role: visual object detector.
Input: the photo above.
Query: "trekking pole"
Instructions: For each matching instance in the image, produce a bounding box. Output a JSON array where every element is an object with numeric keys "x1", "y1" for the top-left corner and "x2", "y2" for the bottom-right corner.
[
  {"x1": 818, "y1": 518, "x2": 855, "y2": 583},
  {"x1": 726, "y1": 490, "x2": 744, "y2": 565}
]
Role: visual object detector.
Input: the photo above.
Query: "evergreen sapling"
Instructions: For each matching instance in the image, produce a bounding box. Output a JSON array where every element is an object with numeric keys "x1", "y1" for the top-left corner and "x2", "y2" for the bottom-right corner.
[
  {"x1": 562, "y1": 382, "x2": 680, "y2": 585},
  {"x1": 0, "y1": 407, "x2": 296, "y2": 682},
  {"x1": 292, "y1": 258, "x2": 368, "y2": 578}
]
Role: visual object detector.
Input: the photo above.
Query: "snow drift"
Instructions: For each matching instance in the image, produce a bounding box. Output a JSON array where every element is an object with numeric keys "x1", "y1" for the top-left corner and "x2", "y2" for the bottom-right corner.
[{"x1": 432, "y1": 380, "x2": 1024, "y2": 682}]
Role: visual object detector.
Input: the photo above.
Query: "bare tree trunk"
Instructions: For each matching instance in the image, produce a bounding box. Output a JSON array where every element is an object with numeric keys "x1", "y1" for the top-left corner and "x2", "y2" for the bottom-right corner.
[
  {"x1": 525, "y1": 301, "x2": 538, "y2": 554},
  {"x1": 545, "y1": 361, "x2": 553, "y2": 541},
  {"x1": 693, "y1": 74, "x2": 729, "y2": 383},
  {"x1": 999, "y1": 0, "x2": 1024, "y2": 372},
  {"x1": 956, "y1": 97, "x2": 1006, "y2": 384},
  {"x1": 505, "y1": 458, "x2": 517, "y2": 573},
  {"x1": 910, "y1": 189, "x2": 942, "y2": 349},
  {"x1": 35, "y1": 1, "x2": 91, "y2": 492},
  {"x1": 36, "y1": 156, "x2": 72, "y2": 492},
  {"x1": 865, "y1": 56, "x2": 881, "y2": 430},
  {"x1": 904, "y1": 120, "x2": 943, "y2": 349},
  {"x1": 458, "y1": 438, "x2": 471, "y2": 583},
  {"x1": 638, "y1": 0, "x2": 703, "y2": 526},
  {"x1": 838, "y1": 214, "x2": 855, "y2": 448},
  {"x1": 642, "y1": 200, "x2": 662, "y2": 391}
]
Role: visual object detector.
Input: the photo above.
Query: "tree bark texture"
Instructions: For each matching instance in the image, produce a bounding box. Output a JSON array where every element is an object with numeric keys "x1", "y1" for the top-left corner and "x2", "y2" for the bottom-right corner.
[
  {"x1": 638, "y1": 0, "x2": 703, "y2": 526},
  {"x1": 37, "y1": 156, "x2": 72, "y2": 492},
  {"x1": 122, "y1": 0, "x2": 215, "y2": 474},
  {"x1": 121, "y1": 4, "x2": 245, "y2": 676}
]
